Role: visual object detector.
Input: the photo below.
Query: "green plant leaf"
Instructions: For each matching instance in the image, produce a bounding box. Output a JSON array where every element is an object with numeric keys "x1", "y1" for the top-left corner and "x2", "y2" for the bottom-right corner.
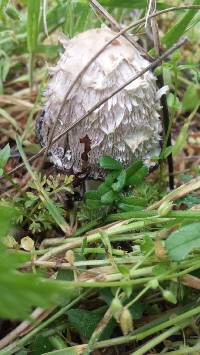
[
  {"x1": 75, "y1": 3, "x2": 90, "y2": 33},
  {"x1": 112, "y1": 169, "x2": 127, "y2": 192},
  {"x1": 31, "y1": 335, "x2": 53, "y2": 355},
  {"x1": 162, "y1": 0, "x2": 200, "y2": 47},
  {"x1": 0, "y1": 0, "x2": 9, "y2": 11},
  {"x1": 5, "y1": 4, "x2": 20, "y2": 20},
  {"x1": 16, "y1": 137, "x2": 71, "y2": 235},
  {"x1": 0, "y1": 255, "x2": 74, "y2": 319},
  {"x1": 117, "y1": 203, "x2": 144, "y2": 212},
  {"x1": 172, "y1": 122, "x2": 189, "y2": 157},
  {"x1": 0, "y1": 201, "x2": 18, "y2": 237},
  {"x1": 86, "y1": 199, "x2": 102, "y2": 209},
  {"x1": 120, "y1": 196, "x2": 147, "y2": 206},
  {"x1": 99, "y1": 156, "x2": 123, "y2": 171},
  {"x1": 104, "y1": 171, "x2": 120, "y2": 186},
  {"x1": 67, "y1": 308, "x2": 103, "y2": 339},
  {"x1": 99, "y1": 0, "x2": 170, "y2": 9},
  {"x1": 101, "y1": 189, "x2": 118, "y2": 205},
  {"x1": 182, "y1": 85, "x2": 200, "y2": 112},
  {"x1": 126, "y1": 165, "x2": 148, "y2": 187},
  {"x1": 84, "y1": 191, "x2": 100, "y2": 200},
  {"x1": 161, "y1": 145, "x2": 173, "y2": 159},
  {"x1": 85, "y1": 191, "x2": 102, "y2": 209},
  {"x1": 129, "y1": 301, "x2": 144, "y2": 320},
  {"x1": 126, "y1": 161, "x2": 143, "y2": 180},
  {"x1": 165, "y1": 222, "x2": 200, "y2": 261},
  {"x1": 0, "y1": 143, "x2": 10, "y2": 170},
  {"x1": 141, "y1": 236, "x2": 154, "y2": 254},
  {"x1": 167, "y1": 93, "x2": 182, "y2": 111},
  {"x1": 27, "y1": 0, "x2": 40, "y2": 53},
  {"x1": 97, "y1": 182, "x2": 111, "y2": 196},
  {"x1": 67, "y1": 308, "x2": 115, "y2": 340}
]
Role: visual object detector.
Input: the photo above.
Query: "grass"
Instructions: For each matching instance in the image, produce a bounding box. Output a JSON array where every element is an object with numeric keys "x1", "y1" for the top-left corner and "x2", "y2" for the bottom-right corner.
[{"x1": 0, "y1": 0, "x2": 200, "y2": 354}]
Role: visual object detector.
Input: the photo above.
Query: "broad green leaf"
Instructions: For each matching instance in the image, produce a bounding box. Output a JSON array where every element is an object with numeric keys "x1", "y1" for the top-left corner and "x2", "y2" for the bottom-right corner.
[
  {"x1": 67, "y1": 308, "x2": 103, "y2": 339},
  {"x1": 182, "y1": 85, "x2": 200, "y2": 112},
  {"x1": 101, "y1": 189, "x2": 118, "y2": 205},
  {"x1": 97, "y1": 182, "x2": 111, "y2": 196},
  {"x1": 84, "y1": 191, "x2": 100, "y2": 200},
  {"x1": 86, "y1": 199, "x2": 102, "y2": 209},
  {"x1": 118, "y1": 264, "x2": 130, "y2": 276},
  {"x1": 67, "y1": 308, "x2": 115, "y2": 341},
  {"x1": 165, "y1": 222, "x2": 200, "y2": 261},
  {"x1": 31, "y1": 335, "x2": 53, "y2": 355},
  {"x1": 126, "y1": 161, "x2": 143, "y2": 180},
  {"x1": 167, "y1": 93, "x2": 182, "y2": 111},
  {"x1": 163, "y1": 0, "x2": 200, "y2": 47},
  {"x1": 141, "y1": 235, "x2": 154, "y2": 254},
  {"x1": 126, "y1": 165, "x2": 148, "y2": 187},
  {"x1": 0, "y1": 264, "x2": 72, "y2": 319},
  {"x1": 0, "y1": 201, "x2": 18, "y2": 237},
  {"x1": 112, "y1": 169, "x2": 127, "y2": 192},
  {"x1": 104, "y1": 171, "x2": 119, "y2": 186},
  {"x1": 153, "y1": 262, "x2": 170, "y2": 276},
  {"x1": 129, "y1": 302, "x2": 144, "y2": 320},
  {"x1": 99, "y1": 156, "x2": 123, "y2": 171}
]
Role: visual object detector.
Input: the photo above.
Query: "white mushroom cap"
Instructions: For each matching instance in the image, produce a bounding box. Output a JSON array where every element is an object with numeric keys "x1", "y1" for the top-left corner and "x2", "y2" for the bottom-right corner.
[{"x1": 37, "y1": 28, "x2": 166, "y2": 178}]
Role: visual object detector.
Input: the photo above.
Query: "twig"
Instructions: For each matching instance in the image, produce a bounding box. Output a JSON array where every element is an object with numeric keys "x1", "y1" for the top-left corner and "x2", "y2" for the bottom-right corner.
[
  {"x1": 83, "y1": 307, "x2": 113, "y2": 355},
  {"x1": 90, "y1": 0, "x2": 153, "y2": 61},
  {"x1": 2, "y1": 35, "x2": 188, "y2": 178}
]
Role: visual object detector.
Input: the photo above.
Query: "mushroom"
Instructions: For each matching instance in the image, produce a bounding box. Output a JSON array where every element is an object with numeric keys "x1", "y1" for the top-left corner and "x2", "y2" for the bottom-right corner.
[{"x1": 36, "y1": 27, "x2": 167, "y2": 179}]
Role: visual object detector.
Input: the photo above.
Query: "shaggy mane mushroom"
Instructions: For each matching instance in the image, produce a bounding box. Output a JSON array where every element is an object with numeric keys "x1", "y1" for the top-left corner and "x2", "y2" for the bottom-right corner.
[{"x1": 36, "y1": 27, "x2": 167, "y2": 179}]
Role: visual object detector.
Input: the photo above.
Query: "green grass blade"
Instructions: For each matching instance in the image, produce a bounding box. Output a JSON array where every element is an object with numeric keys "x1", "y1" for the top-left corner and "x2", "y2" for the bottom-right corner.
[
  {"x1": 27, "y1": 0, "x2": 40, "y2": 54},
  {"x1": 27, "y1": 0, "x2": 41, "y2": 87},
  {"x1": 63, "y1": 0, "x2": 74, "y2": 37},
  {"x1": 163, "y1": 0, "x2": 200, "y2": 47}
]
